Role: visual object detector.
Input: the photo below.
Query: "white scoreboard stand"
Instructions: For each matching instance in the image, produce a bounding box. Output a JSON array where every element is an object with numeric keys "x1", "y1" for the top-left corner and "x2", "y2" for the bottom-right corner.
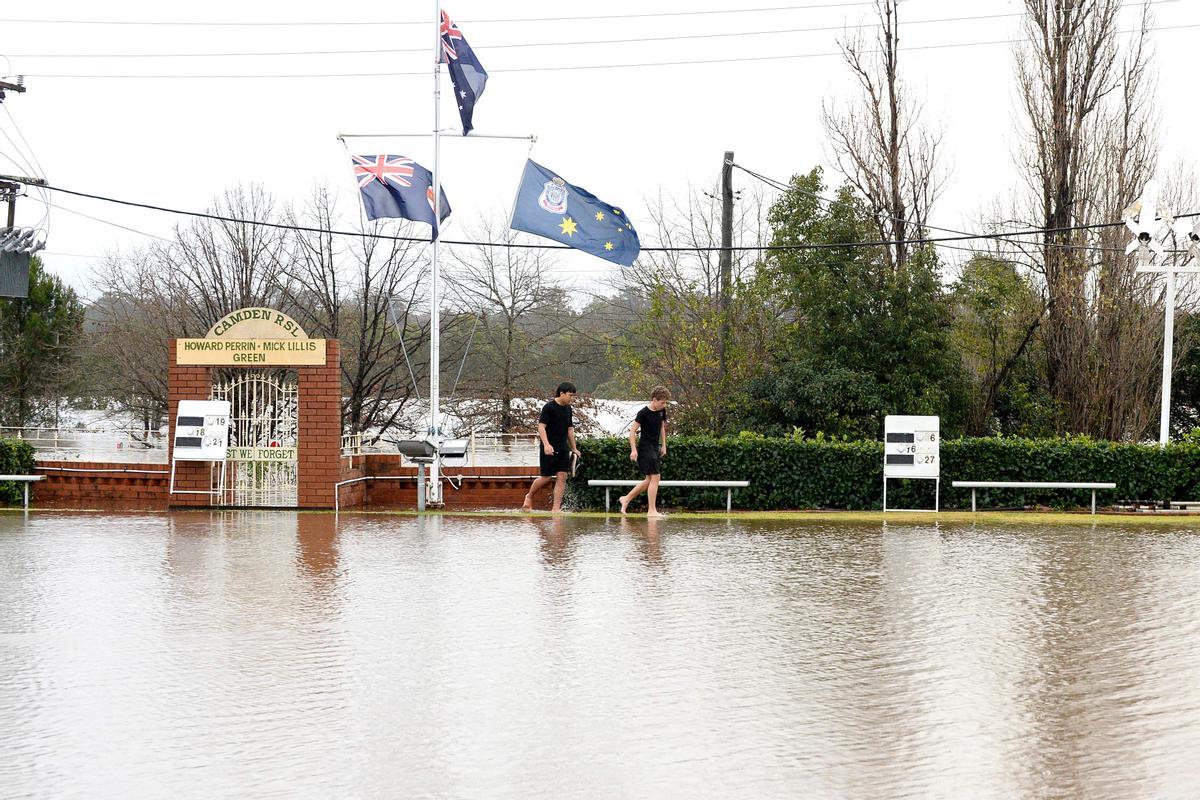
[
  {"x1": 168, "y1": 400, "x2": 232, "y2": 503},
  {"x1": 882, "y1": 415, "x2": 940, "y2": 512}
]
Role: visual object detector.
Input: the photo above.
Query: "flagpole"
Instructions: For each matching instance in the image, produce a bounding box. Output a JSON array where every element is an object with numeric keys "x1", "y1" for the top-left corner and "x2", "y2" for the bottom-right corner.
[{"x1": 428, "y1": 0, "x2": 444, "y2": 507}]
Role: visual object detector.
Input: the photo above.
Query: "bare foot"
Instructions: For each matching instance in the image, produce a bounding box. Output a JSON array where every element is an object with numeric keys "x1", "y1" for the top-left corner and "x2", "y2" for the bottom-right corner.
[
  {"x1": 646, "y1": 510, "x2": 668, "y2": 518},
  {"x1": 618, "y1": 494, "x2": 630, "y2": 514},
  {"x1": 521, "y1": 495, "x2": 533, "y2": 512}
]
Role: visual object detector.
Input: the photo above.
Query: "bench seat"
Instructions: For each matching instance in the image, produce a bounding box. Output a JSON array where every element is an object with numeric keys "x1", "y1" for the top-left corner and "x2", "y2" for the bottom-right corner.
[
  {"x1": 588, "y1": 479, "x2": 749, "y2": 512},
  {"x1": 951, "y1": 480, "x2": 1116, "y2": 514},
  {"x1": 0, "y1": 475, "x2": 46, "y2": 510}
]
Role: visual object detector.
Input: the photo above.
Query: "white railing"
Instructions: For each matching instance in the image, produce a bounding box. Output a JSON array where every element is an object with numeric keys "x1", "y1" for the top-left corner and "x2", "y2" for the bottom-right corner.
[
  {"x1": 341, "y1": 432, "x2": 363, "y2": 457},
  {"x1": 347, "y1": 431, "x2": 542, "y2": 466},
  {"x1": 2, "y1": 426, "x2": 169, "y2": 463},
  {"x1": 465, "y1": 432, "x2": 541, "y2": 467}
]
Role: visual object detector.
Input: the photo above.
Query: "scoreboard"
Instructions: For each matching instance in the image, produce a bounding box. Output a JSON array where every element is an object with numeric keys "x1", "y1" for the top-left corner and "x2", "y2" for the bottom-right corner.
[
  {"x1": 883, "y1": 415, "x2": 939, "y2": 479},
  {"x1": 173, "y1": 400, "x2": 232, "y2": 461}
]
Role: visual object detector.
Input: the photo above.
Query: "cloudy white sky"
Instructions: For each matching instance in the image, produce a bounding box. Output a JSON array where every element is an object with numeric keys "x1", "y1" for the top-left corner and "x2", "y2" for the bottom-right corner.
[{"x1": 2, "y1": 0, "x2": 1197, "y2": 299}]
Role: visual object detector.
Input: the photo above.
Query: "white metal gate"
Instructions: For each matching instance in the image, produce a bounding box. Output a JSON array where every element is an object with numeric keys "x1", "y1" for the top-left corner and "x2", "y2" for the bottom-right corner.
[{"x1": 211, "y1": 369, "x2": 298, "y2": 507}]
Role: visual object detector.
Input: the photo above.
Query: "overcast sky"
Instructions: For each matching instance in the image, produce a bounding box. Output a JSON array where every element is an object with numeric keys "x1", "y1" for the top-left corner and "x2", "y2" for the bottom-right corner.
[{"x1": 2, "y1": 0, "x2": 1197, "y2": 300}]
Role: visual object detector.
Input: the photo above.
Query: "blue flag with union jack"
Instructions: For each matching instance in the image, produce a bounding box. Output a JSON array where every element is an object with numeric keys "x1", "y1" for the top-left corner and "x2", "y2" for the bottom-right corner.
[
  {"x1": 351, "y1": 154, "x2": 451, "y2": 235},
  {"x1": 440, "y1": 10, "x2": 487, "y2": 135}
]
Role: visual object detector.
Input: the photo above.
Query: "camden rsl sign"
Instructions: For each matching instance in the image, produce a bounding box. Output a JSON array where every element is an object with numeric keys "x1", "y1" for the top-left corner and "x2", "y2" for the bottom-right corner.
[{"x1": 177, "y1": 308, "x2": 326, "y2": 365}]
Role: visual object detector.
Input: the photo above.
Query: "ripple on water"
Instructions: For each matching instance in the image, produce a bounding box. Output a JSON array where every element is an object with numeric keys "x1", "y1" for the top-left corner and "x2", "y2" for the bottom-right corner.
[{"x1": 1, "y1": 511, "x2": 1199, "y2": 798}]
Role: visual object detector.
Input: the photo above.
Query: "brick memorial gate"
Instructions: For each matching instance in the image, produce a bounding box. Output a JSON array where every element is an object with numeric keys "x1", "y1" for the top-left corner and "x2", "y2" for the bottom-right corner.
[{"x1": 167, "y1": 308, "x2": 341, "y2": 509}]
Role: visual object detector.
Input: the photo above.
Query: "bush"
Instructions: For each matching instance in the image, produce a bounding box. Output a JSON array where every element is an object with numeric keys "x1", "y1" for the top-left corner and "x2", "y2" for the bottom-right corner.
[
  {"x1": 569, "y1": 435, "x2": 1199, "y2": 511},
  {"x1": 0, "y1": 438, "x2": 36, "y2": 506}
]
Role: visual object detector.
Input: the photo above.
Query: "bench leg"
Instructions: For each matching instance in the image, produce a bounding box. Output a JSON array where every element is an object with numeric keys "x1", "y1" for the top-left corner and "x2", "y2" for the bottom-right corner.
[
  {"x1": 24, "y1": 482, "x2": 29, "y2": 510},
  {"x1": 1092, "y1": 490, "x2": 1096, "y2": 515},
  {"x1": 971, "y1": 488, "x2": 976, "y2": 513},
  {"x1": 605, "y1": 488, "x2": 611, "y2": 513},
  {"x1": 726, "y1": 488, "x2": 731, "y2": 513}
]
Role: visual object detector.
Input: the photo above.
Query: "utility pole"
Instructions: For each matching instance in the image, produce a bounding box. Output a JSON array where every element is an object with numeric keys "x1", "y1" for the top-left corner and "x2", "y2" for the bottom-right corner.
[
  {"x1": 0, "y1": 174, "x2": 46, "y2": 230},
  {"x1": 1, "y1": 180, "x2": 18, "y2": 227},
  {"x1": 0, "y1": 76, "x2": 30, "y2": 230},
  {"x1": 717, "y1": 151, "x2": 734, "y2": 397}
]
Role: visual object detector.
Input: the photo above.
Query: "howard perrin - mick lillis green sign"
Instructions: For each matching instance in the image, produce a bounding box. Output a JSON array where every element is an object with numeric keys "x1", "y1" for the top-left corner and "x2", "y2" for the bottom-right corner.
[{"x1": 176, "y1": 307, "x2": 326, "y2": 366}]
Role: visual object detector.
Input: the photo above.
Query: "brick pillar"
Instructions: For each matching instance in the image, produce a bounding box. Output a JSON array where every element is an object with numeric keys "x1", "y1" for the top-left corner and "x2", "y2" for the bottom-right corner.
[
  {"x1": 297, "y1": 339, "x2": 341, "y2": 509},
  {"x1": 167, "y1": 339, "x2": 214, "y2": 508}
]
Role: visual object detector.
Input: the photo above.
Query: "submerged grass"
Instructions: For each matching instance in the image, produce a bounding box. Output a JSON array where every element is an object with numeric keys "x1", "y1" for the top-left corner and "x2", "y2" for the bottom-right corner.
[{"x1": 319, "y1": 508, "x2": 1200, "y2": 527}]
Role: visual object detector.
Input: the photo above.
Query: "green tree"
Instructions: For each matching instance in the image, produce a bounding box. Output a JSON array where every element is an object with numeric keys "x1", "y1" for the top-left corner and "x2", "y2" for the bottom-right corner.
[
  {"x1": 950, "y1": 255, "x2": 1051, "y2": 436},
  {"x1": 0, "y1": 256, "x2": 85, "y2": 427},
  {"x1": 734, "y1": 168, "x2": 966, "y2": 437}
]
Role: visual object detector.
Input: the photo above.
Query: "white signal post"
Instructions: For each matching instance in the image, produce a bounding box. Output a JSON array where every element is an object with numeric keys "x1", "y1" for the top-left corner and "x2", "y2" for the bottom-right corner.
[{"x1": 1125, "y1": 180, "x2": 1198, "y2": 446}]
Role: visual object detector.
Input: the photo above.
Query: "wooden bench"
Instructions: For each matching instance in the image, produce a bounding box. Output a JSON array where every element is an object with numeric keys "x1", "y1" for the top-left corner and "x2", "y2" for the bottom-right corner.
[
  {"x1": 588, "y1": 479, "x2": 749, "y2": 512},
  {"x1": 0, "y1": 474, "x2": 46, "y2": 510},
  {"x1": 952, "y1": 480, "x2": 1116, "y2": 514}
]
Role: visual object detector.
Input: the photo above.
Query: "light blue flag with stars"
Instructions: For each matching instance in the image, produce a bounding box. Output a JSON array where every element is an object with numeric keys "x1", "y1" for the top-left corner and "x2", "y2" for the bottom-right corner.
[{"x1": 509, "y1": 159, "x2": 640, "y2": 266}]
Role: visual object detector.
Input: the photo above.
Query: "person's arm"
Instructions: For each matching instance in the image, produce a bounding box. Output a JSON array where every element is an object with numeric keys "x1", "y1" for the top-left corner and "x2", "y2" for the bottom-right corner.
[
  {"x1": 628, "y1": 421, "x2": 640, "y2": 462},
  {"x1": 661, "y1": 419, "x2": 668, "y2": 457},
  {"x1": 568, "y1": 425, "x2": 580, "y2": 456},
  {"x1": 538, "y1": 422, "x2": 554, "y2": 455}
]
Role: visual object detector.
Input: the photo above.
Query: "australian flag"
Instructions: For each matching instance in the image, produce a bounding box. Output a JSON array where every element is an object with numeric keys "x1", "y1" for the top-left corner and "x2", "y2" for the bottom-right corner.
[
  {"x1": 440, "y1": 10, "x2": 488, "y2": 135},
  {"x1": 351, "y1": 154, "x2": 451, "y2": 235},
  {"x1": 510, "y1": 160, "x2": 641, "y2": 267}
]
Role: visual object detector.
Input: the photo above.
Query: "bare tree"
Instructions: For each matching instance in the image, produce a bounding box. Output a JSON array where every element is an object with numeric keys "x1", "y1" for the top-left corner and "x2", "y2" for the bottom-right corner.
[
  {"x1": 1013, "y1": 0, "x2": 1165, "y2": 437},
  {"x1": 611, "y1": 184, "x2": 780, "y2": 431},
  {"x1": 442, "y1": 219, "x2": 583, "y2": 433},
  {"x1": 152, "y1": 184, "x2": 292, "y2": 325},
  {"x1": 823, "y1": 0, "x2": 943, "y2": 273},
  {"x1": 87, "y1": 248, "x2": 204, "y2": 428},
  {"x1": 278, "y1": 186, "x2": 429, "y2": 440}
]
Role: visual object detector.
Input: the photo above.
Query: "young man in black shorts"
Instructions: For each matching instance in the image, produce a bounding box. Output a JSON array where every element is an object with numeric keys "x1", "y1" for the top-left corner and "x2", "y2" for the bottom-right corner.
[
  {"x1": 522, "y1": 382, "x2": 582, "y2": 512},
  {"x1": 618, "y1": 385, "x2": 670, "y2": 517}
]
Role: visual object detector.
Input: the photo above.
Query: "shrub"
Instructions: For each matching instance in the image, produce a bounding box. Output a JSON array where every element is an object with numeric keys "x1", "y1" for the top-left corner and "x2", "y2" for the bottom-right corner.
[
  {"x1": 569, "y1": 435, "x2": 1196, "y2": 511},
  {"x1": 0, "y1": 438, "x2": 36, "y2": 506}
]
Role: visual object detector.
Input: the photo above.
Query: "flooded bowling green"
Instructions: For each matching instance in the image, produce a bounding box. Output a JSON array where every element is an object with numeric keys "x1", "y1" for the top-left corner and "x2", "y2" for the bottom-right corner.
[{"x1": 2, "y1": 511, "x2": 1199, "y2": 798}]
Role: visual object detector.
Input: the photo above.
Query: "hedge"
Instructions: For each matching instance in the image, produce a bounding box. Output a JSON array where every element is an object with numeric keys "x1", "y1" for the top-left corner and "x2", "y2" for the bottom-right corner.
[
  {"x1": 568, "y1": 435, "x2": 1200, "y2": 511},
  {"x1": 0, "y1": 438, "x2": 36, "y2": 506}
]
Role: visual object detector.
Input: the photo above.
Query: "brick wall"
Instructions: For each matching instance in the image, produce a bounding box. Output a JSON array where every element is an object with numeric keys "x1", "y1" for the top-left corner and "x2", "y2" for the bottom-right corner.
[
  {"x1": 338, "y1": 457, "x2": 546, "y2": 510},
  {"x1": 297, "y1": 340, "x2": 341, "y2": 509},
  {"x1": 34, "y1": 461, "x2": 168, "y2": 508},
  {"x1": 29, "y1": 458, "x2": 550, "y2": 511},
  {"x1": 166, "y1": 339, "x2": 213, "y2": 508}
]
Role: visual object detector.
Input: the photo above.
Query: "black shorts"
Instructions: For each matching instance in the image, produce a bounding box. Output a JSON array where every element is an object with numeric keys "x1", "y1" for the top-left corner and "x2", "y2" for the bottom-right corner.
[
  {"x1": 539, "y1": 447, "x2": 572, "y2": 477},
  {"x1": 637, "y1": 445, "x2": 661, "y2": 476}
]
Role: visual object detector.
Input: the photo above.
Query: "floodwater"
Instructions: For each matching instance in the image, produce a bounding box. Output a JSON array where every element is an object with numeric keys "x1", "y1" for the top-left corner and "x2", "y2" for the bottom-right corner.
[{"x1": 2, "y1": 512, "x2": 1199, "y2": 799}]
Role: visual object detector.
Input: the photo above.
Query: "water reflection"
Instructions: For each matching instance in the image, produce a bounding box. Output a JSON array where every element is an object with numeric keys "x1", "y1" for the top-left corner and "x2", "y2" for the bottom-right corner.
[
  {"x1": 531, "y1": 514, "x2": 571, "y2": 566},
  {"x1": 2, "y1": 512, "x2": 1199, "y2": 798},
  {"x1": 619, "y1": 514, "x2": 664, "y2": 566},
  {"x1": 296, "y1": 513, "x2": 339, "y2": 588}
]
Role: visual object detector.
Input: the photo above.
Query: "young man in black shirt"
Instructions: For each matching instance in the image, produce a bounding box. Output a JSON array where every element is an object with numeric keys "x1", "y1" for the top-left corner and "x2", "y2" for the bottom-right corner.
[
  {"x1": 522, "y1": 382, "x2": 582, "y2": 512},
  {"x1": 618, "y1": 385, "x2": 670, "y2": 517}
]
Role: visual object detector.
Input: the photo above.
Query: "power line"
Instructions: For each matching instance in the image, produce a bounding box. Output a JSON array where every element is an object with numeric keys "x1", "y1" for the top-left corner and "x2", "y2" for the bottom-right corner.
[
  {"x1": 0, "y1": 3, "x2": 891, "y2": 28},
  {"x1": 9, "y1": 0, "x2": 1171, "y2": 59},
  {"x1": 4, "y1": 12, "x2": 1041, "y2": 59},
  {"x1": 15, "y1": 176, "x2": 1187, "y2": 255},
  {"x1": 730, "y1": 161, "x2": 1149, "y2": 256},
  {"x1": 24, "y1": 21, "x2": 1199, "y2": 78},
  {"x1": 49, "y1": 201, "x2": 175, "y2": 243}
]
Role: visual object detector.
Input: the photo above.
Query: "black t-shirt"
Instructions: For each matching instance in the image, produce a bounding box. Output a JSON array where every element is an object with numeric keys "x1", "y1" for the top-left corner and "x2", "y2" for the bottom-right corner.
[
  {"x1": 635, "y1": 405, "x2": 667, "y2": 449},
  {"x1": 539, "y1": 400, "x2": 573, "y2": 448}
]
